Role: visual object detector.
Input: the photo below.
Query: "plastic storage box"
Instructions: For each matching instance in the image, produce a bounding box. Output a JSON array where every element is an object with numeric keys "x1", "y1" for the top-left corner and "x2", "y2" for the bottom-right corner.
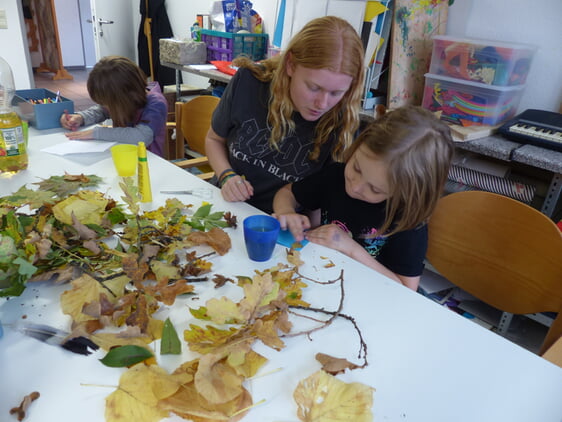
[
  {"x1": 422, "y1": 73, "x2": 525, "y2": 126},
  {"x1": 13, "y1": 88, "x2": 74, "y2": 130},
  {"x1": 200, "y1": 29, "x2": 268, "y2": 62},
  {"x1": 429, "y1": 35, "x2": 536, "y2": 86}
]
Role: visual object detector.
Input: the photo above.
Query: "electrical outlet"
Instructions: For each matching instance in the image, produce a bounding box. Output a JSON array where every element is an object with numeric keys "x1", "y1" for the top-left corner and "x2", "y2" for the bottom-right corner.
[{"x1": 0, "y1": 10, "x2": 7, "y2": 29}]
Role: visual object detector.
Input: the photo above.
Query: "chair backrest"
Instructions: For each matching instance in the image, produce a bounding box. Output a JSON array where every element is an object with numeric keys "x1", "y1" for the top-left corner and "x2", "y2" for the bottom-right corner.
[
  {"x1": 174, "y1": 95, "x2": 220, "y2": 159},
  {"x1": 426, "y1": 190, "x2": 562, "y2": 354}
]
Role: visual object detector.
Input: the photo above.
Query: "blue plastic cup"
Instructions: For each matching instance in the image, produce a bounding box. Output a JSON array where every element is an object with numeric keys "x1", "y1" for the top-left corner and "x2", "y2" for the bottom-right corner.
[{"x1": 243, "y1": 215, "x2": 280, "y2": 262}]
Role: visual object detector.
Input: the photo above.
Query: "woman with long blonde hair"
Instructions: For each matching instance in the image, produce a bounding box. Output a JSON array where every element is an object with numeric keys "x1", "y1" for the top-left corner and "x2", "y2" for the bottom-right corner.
[{"x1": 205, "y1": 16, "x2": 365, "y2": 213}]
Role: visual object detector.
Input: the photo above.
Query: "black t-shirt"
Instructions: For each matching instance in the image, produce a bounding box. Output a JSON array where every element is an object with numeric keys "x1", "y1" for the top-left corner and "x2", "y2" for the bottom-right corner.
[
  {"x1": 292, "y1": 163, "x2": 428, "y2": 277},
  {"x1": 212, "y1": 67, "x2": 336, "y2": 213}
]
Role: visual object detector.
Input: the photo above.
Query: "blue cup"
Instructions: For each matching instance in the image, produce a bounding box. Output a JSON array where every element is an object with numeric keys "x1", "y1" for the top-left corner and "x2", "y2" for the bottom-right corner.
[{"x1": 243, "y1": 215, "x2": 280, "y2": 262}]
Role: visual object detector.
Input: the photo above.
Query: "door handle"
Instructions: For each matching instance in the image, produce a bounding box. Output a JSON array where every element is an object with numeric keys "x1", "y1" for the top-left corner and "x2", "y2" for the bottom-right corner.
[{"x1": 98, "y1": 18, "x2": 114, "y2": 25}]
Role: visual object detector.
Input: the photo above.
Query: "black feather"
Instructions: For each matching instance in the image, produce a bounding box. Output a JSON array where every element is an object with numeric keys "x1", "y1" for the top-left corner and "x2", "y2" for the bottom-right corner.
[{"x1": 15, "y1": 323, "x2": 99, "y2": 355}]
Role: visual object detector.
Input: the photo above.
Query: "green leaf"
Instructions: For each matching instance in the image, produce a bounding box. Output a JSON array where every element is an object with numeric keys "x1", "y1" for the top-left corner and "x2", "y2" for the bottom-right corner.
[
  {"x1": 189, "y1": 306, "x2": 211, "y2": 321},
  {"x1": 14, "y1": 257, "x2": 37, "y2": 278},
  {"x1": 160, "y1": 318, "x2": 182, "y2": 355},
  {"x1": 193, "y1": 203, "x2": 212, "y2": 218},
  {"x1": 99, "y1": 345, "x2": 154, "y2": 367}
]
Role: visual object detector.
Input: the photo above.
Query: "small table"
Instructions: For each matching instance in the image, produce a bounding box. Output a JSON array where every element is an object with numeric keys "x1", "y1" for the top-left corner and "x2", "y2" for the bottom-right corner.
[{"x1": 161, "y1": 61, "x2": 232, "y2": 98}]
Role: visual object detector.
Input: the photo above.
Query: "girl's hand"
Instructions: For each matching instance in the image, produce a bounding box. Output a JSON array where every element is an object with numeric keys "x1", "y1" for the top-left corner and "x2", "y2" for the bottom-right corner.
[
  {"x1": 60, "y1": 113, "x2": 83, "y2": 131},
  {"x1": 64, "y1": 129, "x2": 94, "y2": 140},
  {"x1": 220, "y1": 174, "x2": 254, "y2": 202},
  {"x1": 274, "y1": 212, "x2": 311, "y2": 242},
  {"x1": 305, "y1": 224, "x2": 361, "y2": 256}
]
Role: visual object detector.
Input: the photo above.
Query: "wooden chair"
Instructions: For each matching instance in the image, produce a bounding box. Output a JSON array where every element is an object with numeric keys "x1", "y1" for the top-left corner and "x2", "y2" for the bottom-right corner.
[
  {"x1": 165, "y1": 95, "x2": 220, "y2": 180},
  {"x1": 426, "y1": 190, "x2": 562, "y2": 355}
]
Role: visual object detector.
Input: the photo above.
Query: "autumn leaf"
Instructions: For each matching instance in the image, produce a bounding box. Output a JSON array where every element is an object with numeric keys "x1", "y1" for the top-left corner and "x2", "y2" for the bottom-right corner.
[
  {"x1": 106, "y1": 364, "x2": 185, "y2": 422},
  {"x1": 34, "y1": 173, "x2": 103, "y2": 197},
  {"x1": 315, "y1": 353, "x2": 360, "y2": 375},
  {"x1": 158, "y1": 370, "x2": 252, "y2": 422},
  {"x1": 51, "y1": 190, "x2": 109, "y2": 225},
  {"x1": 205, "y1": 296, "x2": 245, "y2": 325},
  {"x1": 187, "y1": 227, "x2": 232, "y2": 255},
  {"x1": 184, "y1": 324, "x2": 243, "y2": 355},
  {"x1": 293, "y1": 370, "x2": 375, "y2": 422},
  {"x1": 195, "y1": 354, "x2": 245, "y2": 404}
]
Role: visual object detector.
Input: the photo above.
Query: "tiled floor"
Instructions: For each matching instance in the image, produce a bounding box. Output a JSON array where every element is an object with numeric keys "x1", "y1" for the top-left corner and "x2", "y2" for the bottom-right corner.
[{"x1": 33, "y1": 67, "x2": 96, "y2": 112}]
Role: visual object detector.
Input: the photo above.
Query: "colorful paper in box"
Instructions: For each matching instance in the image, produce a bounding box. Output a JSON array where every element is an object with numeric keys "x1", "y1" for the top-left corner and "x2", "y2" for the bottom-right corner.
[
  {"x1": 12, "y1": 88, "x2": 74, "y2": 130},
  {"x1": 422, "y1": 73, "x2": 525, "y2": 126}
]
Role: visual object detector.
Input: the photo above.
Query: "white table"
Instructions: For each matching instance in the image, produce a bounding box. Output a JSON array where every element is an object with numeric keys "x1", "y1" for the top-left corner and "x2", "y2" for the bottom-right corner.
[{"x1": 1, "y1": 129, "x2": 562, "y2": 422}]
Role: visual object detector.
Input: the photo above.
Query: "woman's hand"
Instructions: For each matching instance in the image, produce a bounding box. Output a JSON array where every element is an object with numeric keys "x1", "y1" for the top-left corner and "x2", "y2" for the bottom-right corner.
[
  {"x1": 274, "y1": 212, "x2": 311, "y2": 242},
  {"x1": 64, "y1": 129, "x2": 94, "y2": 140},
  {"x1": 220, "y1": 174, "x2": 254, "y2": 202},
  {"x1": 60, "y1": 113, "x2": 83, "y2": 131}
]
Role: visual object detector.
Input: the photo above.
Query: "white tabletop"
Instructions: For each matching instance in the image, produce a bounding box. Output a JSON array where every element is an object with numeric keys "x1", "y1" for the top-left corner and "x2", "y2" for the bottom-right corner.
[{"x1": 1, "y1": 129, "x2": 562, "y2": 422}]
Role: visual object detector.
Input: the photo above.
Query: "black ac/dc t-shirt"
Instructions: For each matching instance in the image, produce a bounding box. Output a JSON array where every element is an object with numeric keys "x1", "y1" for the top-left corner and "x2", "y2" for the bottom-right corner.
[
  {"x1": 291, "y1": 163, "x2": 428, "y2": 277},
  {"x1": 212, "y1": 67, "x2": 336, "y2": 214}
]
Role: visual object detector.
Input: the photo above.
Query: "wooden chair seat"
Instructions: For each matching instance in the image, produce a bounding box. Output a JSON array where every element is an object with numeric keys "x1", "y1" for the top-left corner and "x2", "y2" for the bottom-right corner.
[{"x1": 164, "y1": 96, "x2": 220, "y2": 180}]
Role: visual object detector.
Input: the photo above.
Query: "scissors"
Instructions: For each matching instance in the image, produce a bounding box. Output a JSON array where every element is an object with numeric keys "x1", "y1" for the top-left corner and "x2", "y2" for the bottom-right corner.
[{"x1": 160, "y1": 189, "x2": 213, "y2": 199}]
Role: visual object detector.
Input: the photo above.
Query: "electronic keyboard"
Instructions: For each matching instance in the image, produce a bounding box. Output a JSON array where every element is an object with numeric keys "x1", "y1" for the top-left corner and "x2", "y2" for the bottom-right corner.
[{"x1": 498, "y1": 109, "x2": 562, "y2": 152}]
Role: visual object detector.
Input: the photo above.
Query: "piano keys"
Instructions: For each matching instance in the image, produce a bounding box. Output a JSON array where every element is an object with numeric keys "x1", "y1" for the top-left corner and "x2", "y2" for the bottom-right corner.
[{"x1": 498, "y1": 109, "x2": 562, "y2": 152}]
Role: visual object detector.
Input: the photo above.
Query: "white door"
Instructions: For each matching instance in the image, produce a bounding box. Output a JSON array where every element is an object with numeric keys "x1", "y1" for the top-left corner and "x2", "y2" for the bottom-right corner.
[{"x1": 89, "y1": 0, "x2": 136, "y2": 61}]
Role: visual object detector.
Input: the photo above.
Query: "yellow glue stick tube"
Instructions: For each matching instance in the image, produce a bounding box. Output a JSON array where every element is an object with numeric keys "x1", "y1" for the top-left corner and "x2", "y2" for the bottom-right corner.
[{"x1": 137, "y1": 142, "x2": 152, "y2": 203}]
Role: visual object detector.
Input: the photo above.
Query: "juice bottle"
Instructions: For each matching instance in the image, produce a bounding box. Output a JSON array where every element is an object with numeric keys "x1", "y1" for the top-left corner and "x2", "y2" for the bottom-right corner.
[{"x1": 0, "y1": 56, "x2": 28, "y2": 174}]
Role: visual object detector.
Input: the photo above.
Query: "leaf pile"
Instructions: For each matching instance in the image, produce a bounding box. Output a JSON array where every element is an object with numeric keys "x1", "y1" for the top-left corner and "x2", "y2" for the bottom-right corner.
[{"x1": 0, "y1": 174, "x2": 236, "y2": 297}]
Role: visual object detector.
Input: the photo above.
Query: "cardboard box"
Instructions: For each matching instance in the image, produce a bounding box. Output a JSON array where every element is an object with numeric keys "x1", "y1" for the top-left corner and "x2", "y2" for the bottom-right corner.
[
  {"x1": 159, "y1": 38, "x2": 207, "y2": 65},
  {"x1": 13, "y1": 88, "x2": 74, "y2": 130}
]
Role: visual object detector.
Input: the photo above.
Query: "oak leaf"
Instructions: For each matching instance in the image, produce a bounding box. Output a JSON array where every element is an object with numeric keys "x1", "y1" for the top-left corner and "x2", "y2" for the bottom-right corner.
[{"x1": 293, "y1": 370, "x2": 374, "y2": 422}]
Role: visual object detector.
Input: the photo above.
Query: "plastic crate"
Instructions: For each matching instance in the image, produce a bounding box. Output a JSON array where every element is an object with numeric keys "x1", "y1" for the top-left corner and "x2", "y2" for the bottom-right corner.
[
  {"x1": 200, "y1": 29, "x2": 268, "y2": 62},
  {"x1": 429, "y1": 35, "x2": 536, "y2": 86},
  {"x1": 13, "y1": 88, "x2": 74, "y2": 130},
  {"x1": 422, "y1": 73, "x2": 525, "y2": 126}
]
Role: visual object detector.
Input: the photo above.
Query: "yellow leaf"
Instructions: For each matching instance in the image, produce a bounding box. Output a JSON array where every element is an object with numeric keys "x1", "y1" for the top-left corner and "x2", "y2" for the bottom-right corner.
[
  {"x1": 184, "y1": 324, "x2": 242, "y2": 354},
  {"x1": 195, "y1": 354, "x2": 244, "y2": 404},
  {"x1": 206, "y1": 297, "x2": 245, "y2": 324},
  {"x1": 60, "y1": 274, "x2": 128, "y2": 323},
  {"x1": 52, "y1": 190, "x2": 109, "y2": 225},
  {"x1": 227, "y1": 349, "x2": 268, "y2": 378},
  {"x1": 158, "y1": 378, "x2": 252, "y2": 422},
  {"x1": 106, "y1": 365, "x2": 180, "y2": 422},
  {"x1": 293, "y1": 370, "x2": 375, "y2": 422}
]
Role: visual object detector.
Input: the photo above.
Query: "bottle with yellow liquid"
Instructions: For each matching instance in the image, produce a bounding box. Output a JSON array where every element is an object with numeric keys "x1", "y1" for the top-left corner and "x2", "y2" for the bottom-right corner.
[{"x1": 0, "y1": 56, "x2": 28, "y2": 174}]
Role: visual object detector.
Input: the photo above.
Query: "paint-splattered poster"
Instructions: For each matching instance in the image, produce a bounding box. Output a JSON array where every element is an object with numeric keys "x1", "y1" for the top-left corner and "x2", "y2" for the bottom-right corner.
[{"x1": 388, "y1": 0, "x2": 448, "y2": 108}]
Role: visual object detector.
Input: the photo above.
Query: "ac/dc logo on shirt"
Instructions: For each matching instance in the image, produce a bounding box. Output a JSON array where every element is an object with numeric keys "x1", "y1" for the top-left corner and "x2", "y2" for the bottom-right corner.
[{"x1": 229, "y1": 118, "x2": 319, "y2": 181}]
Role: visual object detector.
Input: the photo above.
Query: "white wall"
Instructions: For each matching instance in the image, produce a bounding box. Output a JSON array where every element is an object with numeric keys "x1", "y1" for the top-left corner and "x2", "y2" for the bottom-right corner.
[{"x1": 0, "y1": 0, "x2": 33, "y2": 90}]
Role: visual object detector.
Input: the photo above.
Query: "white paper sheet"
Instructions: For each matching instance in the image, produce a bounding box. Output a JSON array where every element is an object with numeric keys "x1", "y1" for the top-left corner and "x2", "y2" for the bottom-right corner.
[{"x1": 41, "y1": 140, "x2": 117, "y2": 155}]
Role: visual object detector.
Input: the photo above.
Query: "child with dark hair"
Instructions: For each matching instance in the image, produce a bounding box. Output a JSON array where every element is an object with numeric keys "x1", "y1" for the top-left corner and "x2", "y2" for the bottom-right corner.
[
  {"x1": 60, "y1": 56, "x2": 168, "y2": 157},
  {"x1": 273, "y1": 106, "x2": 455, "y2": 291}
]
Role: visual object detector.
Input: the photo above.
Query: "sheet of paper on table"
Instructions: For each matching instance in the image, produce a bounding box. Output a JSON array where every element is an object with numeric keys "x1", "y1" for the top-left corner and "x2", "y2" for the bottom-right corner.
[{"x1": 41, "y1": 140, "x2": 117, "y2": 155}]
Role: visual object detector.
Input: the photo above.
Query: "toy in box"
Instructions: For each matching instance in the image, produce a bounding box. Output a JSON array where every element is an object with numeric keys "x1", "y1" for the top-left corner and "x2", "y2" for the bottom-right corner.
[
  {"x1": 429, "y1": 35, "x2": 536, "y2": 86},
  {"x1": 12, "y1": 88, "x2": 74, "y2": 130},
  {"x1": 422, "y1": 73, "x2": 525, "y2": 126}
]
